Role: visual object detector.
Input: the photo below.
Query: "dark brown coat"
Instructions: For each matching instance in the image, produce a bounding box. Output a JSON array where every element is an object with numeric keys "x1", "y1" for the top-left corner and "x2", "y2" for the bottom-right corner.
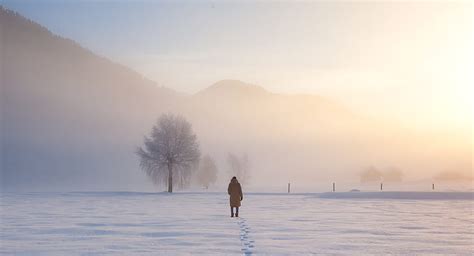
[{"x1": 227, "y1": 179, "x2": 243, "y2": 207}]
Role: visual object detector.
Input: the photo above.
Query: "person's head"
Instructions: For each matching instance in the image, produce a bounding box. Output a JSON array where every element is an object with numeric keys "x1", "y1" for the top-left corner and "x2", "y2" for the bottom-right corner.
[{"x1": 231, "y1": 176, "x2": 237, "y2": 182}]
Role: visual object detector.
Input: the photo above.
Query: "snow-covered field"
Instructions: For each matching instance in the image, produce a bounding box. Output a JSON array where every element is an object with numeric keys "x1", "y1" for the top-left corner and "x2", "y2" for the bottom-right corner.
[{"x1": 1, "y1": 191, "x2": 473, "y2": 255}]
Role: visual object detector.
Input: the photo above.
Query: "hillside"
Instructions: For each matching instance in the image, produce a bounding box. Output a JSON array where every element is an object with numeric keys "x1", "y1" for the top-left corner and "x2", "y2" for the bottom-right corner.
[{"x1": 1, "y1": 7, "x2": 181, "y2": 190}]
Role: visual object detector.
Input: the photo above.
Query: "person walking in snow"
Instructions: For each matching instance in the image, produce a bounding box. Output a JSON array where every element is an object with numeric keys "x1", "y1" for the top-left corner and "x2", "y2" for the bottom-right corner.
[{"x1": 228, "y1": 176, "x2": 243, "y2": 217}]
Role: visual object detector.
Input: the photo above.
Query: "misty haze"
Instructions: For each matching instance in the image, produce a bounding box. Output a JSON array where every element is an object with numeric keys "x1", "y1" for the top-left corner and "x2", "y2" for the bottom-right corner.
[{"x1": 0, "y1": 1, "x2": 472, "y2": 255}]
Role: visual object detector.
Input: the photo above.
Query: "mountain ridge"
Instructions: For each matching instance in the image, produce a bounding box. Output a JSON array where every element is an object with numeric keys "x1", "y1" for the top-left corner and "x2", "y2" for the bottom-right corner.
[
  {"x1": 196, "y1": 79, "x2": 269, "y2": 97},
  {"x1": 1, "y1": 7, "x2": 182, "y2": 191}
]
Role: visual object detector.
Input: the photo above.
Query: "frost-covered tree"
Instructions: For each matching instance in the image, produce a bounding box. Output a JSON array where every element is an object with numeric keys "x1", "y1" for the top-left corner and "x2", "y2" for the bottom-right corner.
[
  {"x1": 227, "y1": 153, "x2": 250, "y2": 184},
  {"x1": 196, "y1": 155, "x2": 218, "y2": 189},
  {"x1": 137, "y1": 114, "x2": 200, "y2": 192}
]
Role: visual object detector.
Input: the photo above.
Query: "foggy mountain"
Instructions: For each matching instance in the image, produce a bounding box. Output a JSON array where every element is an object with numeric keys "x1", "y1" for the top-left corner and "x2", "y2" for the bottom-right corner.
[
  {"x1": 1, "y1": 8, "x2": 470, "y2": 191},
  {"x1": 1, "y1": 7, "x2": 181, "y2": 191}
]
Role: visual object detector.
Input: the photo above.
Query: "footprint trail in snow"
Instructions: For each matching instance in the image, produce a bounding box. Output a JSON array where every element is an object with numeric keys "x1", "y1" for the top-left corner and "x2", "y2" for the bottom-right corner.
[{"x1": 237, "y1": 218, "x2": 255, "y2": 255}]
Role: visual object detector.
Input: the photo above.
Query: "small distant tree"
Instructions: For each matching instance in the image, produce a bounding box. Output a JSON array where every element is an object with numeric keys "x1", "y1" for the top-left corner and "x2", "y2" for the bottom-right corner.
[
  {"x1": 360, "y1": 166, "x2": 382, "y2": 183},
  {"x1": 137, "y1": 114, "x2": 200, "y2": 193},
  {"x1": 435, "y1": 170, "x2": 473, "y2": 181},
  {"x1": 360, "y1": 166, "x2": 404, "y2": 183},
  {"x1": 384, "y1": 167, "x2": 403, "y2": 182},
  {"x1": 227, "y1": 153, "x2": 250, "y2": 184},
  {"x1": 196, "y1": 155, "x2": 218, "y2": 189}
]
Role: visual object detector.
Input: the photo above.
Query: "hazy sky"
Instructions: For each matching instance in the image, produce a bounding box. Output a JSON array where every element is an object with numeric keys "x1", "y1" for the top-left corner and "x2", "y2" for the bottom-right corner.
[{"x1": 3, "y1": 0, "x2": 472, "y2": 132}]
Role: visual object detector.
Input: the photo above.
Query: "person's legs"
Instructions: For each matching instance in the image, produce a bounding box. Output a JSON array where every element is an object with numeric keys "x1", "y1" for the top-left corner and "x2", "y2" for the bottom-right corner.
[
  {"x1": 230, "y1": 207, "x2": 234, "y2": 217},
  {"x1": 235, "y1": 207, "x2": 239, "y2": 217}
]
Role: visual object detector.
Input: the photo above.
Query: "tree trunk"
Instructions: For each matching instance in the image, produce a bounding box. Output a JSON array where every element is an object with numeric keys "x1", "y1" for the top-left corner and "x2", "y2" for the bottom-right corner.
[{"x1": 167, "y1": 162, "x2": 173, "y2": 193}]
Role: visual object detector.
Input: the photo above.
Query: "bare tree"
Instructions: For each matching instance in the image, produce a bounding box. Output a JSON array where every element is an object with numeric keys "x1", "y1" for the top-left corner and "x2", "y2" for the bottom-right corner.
[
  {"x1": 360, "y1": 165, "x2": 404, "y2": 183},
  {"x1": 360, "y1": 165, "x2": 382, "y2": 183},
  {"x1": 227, "y1": 153, "x2": 250, "y2": 184},
  {"x1": 137, "y1": 114, "x2": 200, "y2": 192},
  {"x1": 196, "y1": 155, "x2": 218, "y2": 189}
]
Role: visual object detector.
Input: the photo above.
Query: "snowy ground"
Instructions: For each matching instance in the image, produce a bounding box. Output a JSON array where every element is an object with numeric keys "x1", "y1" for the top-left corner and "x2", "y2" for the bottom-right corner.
[{"x1": 1, "y1": 192, "x2": 473, "y2": 255}]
